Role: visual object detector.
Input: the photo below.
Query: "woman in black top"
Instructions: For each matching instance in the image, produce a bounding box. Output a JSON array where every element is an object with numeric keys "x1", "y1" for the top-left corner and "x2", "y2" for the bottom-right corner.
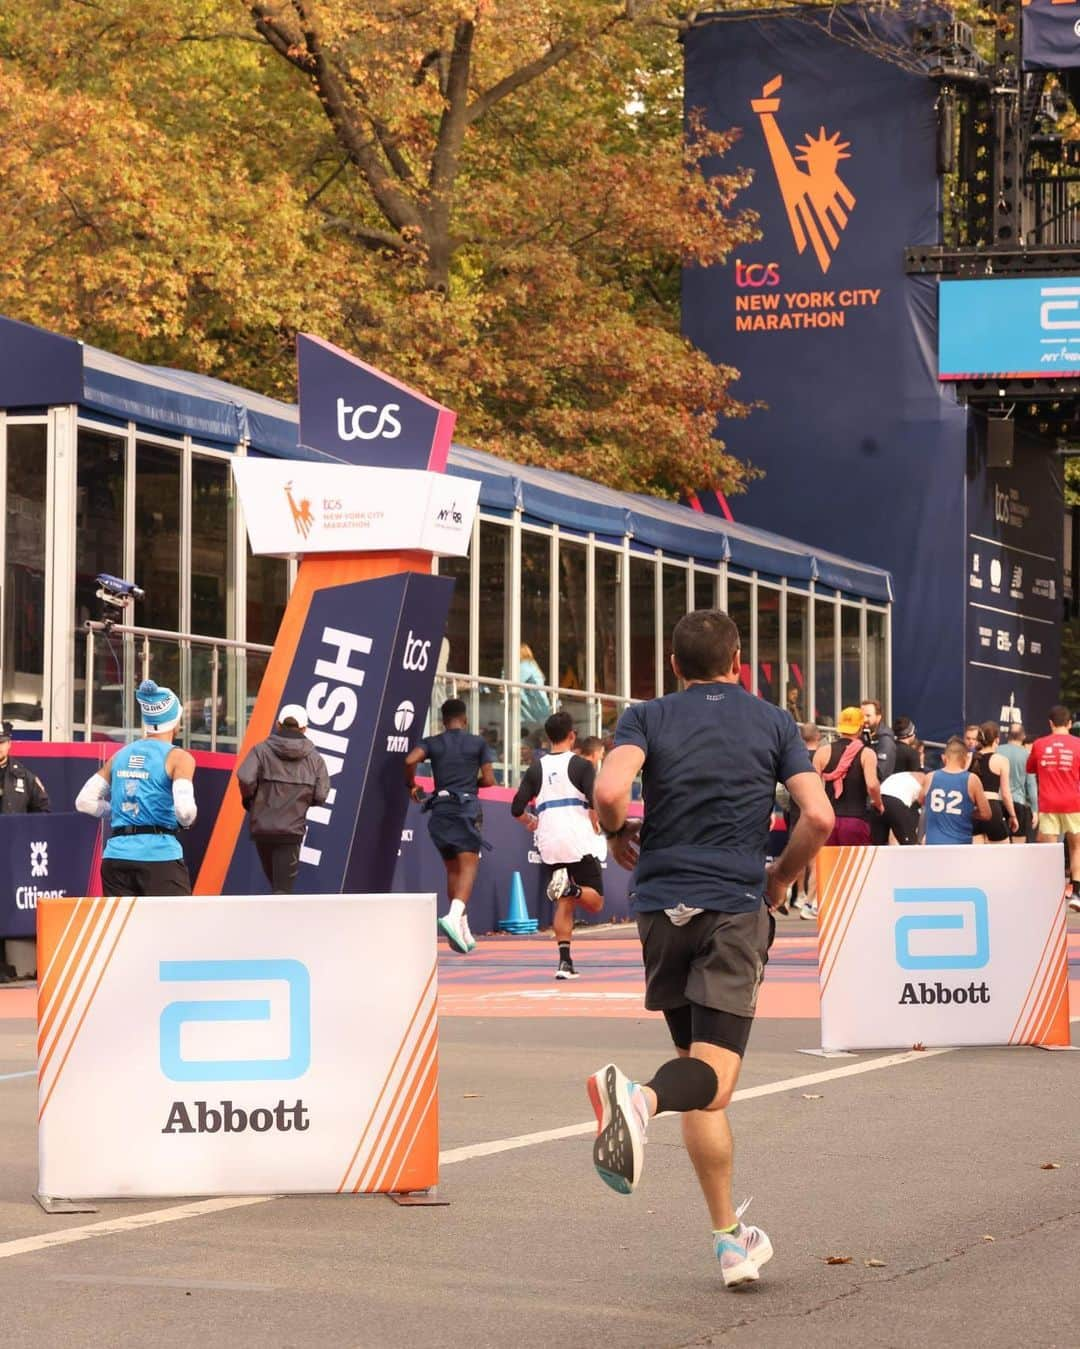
[{"x1": 971, "y1": 721, "x2": 1018, "y2": 843}]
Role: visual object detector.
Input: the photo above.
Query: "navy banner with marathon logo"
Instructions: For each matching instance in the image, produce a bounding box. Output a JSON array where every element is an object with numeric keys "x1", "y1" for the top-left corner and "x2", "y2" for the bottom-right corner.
[
  {"x1": 1022, "y1": 0, "x2": 1080, "y2": 70},
  {"x1": 205, "y1": 569, "x2": 452, "y2": 897},
  {"x1": 683, "y1": 7, "x2": 970, "y2": 742}
]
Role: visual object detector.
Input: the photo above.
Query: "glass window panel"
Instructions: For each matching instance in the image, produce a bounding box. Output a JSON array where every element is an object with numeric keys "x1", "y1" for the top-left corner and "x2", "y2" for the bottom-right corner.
[
  {"x1": 191, "y1": 457, "x2": 232, "y2": 639},
  {"x1": 841, "y1": 605, "x2": 861, "y2": 708},
  {"x1": 629, "y1": 557, "x2": 657, "y2": 700},
  {"x1": 815, "y1": 600, "x2": 837, "y2": 726},
  {"x1": 866, "y1": 609, "x2": 887, "y2": 716},
  {"x1": 693, "y1": 568, "x2": 718, "y2": 611},
  {"x1": 757, "y1": 586, "x2": 781, "y2": 705},
  {"x1": 520, "y1": 529, "x2": 551, "y2": 692},
  {"x1": 478, "y1": 521, "x2": 509, "y2": 679},
  {"x1": 4, "y1": 424, "x2": 47, "y2": 733},
  {"x1": 135, "y1": 442, "x2": 181, "y2": 632},
  {"x1": 74, "y1": 427, "x2": 126, "y2": 735},
  {"x1": 727, "y1": 579, "x2": 752, "y2": 692},
  {"x1": 558, "y1": 540, "x2": 588, "y2": 691},
  {"x1": 786, "y1": 591, "x2": 809, "y2": 724},
  {"x1": 246, "y1": 549, "x2": 288, "y2": 646},
  {"x1": 662, "y1": 564, "x2": 687, "y2": 694},
  {"x1": 594, "y1": 548, "x2": 621, "y2": 696},
  {"x1": 438, "y1": 553, "x2": 470, "y2": 675}
]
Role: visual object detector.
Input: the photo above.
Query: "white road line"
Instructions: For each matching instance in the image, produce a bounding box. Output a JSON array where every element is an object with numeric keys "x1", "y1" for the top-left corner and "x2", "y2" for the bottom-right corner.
[
  {"x1": 439, "y1": 1047, "x2": 953, "y2": 1165},
  {"x1": 0, "y1": 1197, "x2": 276, "y2": 1261},
  {"x1": 0, "y1": 1071, "x2": 35, "y2": 1083}
]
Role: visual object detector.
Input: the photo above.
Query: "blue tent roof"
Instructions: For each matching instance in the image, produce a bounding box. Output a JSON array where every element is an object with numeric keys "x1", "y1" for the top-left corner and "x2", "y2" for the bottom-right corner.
[{"x1": 0, "y1": 314, "x2": 892, "y2": 600}]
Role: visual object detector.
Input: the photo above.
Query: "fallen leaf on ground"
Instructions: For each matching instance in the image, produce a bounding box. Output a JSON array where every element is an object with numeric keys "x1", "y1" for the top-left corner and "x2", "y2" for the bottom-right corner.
[
  {"x1": 864, "y1": 1259, "x2": 886, "y2": 1268},
  {"x1": 911, "y1": 1042, "x2": 926, "y2": 1052},
  {"x1": 1040, "y1": 1162, "x2": 1061, "y2": 1170},
  {"x1": 982, "y1": 1235, "x2": 995, "y2": 1242},
  {"x1": 802, "y1": 1093, "x2": 823, "y2": 1100},
  {"x1": 463, "y1": 1093, "x2": 482, "y2": 1099},
  {"x1": 825, "y1": 1255, "x2": 852, "y2": 1265}
]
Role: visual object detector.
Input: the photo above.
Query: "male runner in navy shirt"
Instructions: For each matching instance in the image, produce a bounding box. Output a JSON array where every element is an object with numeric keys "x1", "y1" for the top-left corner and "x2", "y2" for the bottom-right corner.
[
  {"x1": 587, "y1": 609, "x2": 833, "y2": 1288},
  {"x1": 405, "y1": 698, "x2": 495, "y2": 953}
]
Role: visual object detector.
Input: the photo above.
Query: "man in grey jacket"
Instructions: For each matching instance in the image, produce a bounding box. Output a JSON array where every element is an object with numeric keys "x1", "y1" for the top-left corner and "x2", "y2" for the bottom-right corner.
[{"x1": 237, "y1": 704, "x2": 329, "y2": 893}]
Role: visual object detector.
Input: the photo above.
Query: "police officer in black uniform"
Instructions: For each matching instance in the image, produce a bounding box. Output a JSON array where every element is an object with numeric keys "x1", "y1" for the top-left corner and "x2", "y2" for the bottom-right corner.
[{"x1": 0, "y1": 721, "x2": 49, "y2": 814}]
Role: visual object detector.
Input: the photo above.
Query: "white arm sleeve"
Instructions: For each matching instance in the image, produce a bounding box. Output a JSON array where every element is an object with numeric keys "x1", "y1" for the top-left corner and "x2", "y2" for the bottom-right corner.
[
  {"x1": 75, "y1": 772, "x2": 110, "y2": 818},
  {"x1": 172, "y1": 777, "x2": 197, "y2": 828}
]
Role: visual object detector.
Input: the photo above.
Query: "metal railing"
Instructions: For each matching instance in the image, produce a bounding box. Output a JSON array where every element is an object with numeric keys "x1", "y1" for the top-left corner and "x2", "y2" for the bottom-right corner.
[{"x1": 82, "y1": 622, "x2": 273, "y2": 751}]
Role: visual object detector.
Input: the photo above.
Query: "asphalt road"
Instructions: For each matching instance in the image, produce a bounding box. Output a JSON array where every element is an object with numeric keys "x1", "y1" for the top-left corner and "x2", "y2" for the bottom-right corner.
[{"x1": 1, "y1": 1000, "x2": 1079, "y2": 1348}]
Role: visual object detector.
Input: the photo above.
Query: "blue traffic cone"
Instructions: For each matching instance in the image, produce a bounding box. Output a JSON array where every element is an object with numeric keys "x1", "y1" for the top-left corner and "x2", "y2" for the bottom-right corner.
[{"x1": 499, "y1": 870, "x2": 539, "y2": 934}]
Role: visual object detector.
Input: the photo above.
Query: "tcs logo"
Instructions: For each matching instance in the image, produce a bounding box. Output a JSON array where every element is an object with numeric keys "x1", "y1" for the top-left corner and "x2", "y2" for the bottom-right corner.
[
  {"x1": 159, "y1": 959, "x2": 311, "y2": 1082},
  {"x1": 335, "y1": 397, "x2": 402, "y2": 442},
  {"x1": 894, "y1": 889, "x2": 989, "y2": 971},
  {"x1": 735, "y1": 259, "x2": 781, "y2": 288},
  {"x1": 402, "y1": 629, "x2": 431, "y2": 671}
]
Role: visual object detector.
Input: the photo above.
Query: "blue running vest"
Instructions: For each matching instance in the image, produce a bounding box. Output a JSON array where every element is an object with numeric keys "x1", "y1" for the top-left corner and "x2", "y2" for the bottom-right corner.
[
  {"x1": 104, "y1": 739, "x2": 182, "y2": 861},
  {"x1": 923, "y1": 768, "x2": 975, "y2": 846}
]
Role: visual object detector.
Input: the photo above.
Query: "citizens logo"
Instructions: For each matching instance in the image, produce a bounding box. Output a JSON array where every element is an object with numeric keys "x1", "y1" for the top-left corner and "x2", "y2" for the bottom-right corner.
[
  {"x1": 284, "y1": 482, "x2": 316, "y2": 540},
  {"x1": 752, "y1": 74, "x2": 856, "y2": 275},
  {"x1": 30, "y1": 840, "x2": 48, "y2": 878}
]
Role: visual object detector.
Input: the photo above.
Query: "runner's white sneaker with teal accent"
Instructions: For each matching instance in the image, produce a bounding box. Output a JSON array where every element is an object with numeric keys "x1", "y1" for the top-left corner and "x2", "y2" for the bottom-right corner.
[
  {"x1": 586, "y1": 1063, "x2": 649, "y2": 1194},
  {"x1": 459, "y1": 912, "x2": 478, "y2": 952},
  {"x1": 715, "y1": 1199, "x2": 774, "y2": 1288},
  {"x1": 438, "y1": 911, "x2": 471, "y2": 954},
  {"x1": 547, "y1": 867, "x2": 570, "y2": 902}
]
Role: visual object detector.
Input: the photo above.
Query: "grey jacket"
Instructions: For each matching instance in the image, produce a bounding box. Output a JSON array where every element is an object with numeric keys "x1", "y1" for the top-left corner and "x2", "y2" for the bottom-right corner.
[{"x1": 237, "y1": 730, "x2": 329, "y2": 839}]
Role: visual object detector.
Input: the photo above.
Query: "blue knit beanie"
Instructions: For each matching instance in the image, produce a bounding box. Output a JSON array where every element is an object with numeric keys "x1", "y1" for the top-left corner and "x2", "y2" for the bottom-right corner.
[{"x1": 136, "y1": 679, "x2": 181, "y2": 732}]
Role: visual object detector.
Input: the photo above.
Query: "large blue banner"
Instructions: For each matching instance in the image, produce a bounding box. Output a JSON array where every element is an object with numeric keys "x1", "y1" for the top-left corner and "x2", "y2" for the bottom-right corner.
[
  {"x1": 0, "y1": 813, "x2": 101, "y2": 939},
  {"x1": 940, "y1": 277, "x2": 1080, "y2": 378},
  {"x1": 683, "y1": 6, "x2": 970, "y2": 742},
  {"x1": 1022, "y1": 0, "x2": 1080, "y2": 69}
]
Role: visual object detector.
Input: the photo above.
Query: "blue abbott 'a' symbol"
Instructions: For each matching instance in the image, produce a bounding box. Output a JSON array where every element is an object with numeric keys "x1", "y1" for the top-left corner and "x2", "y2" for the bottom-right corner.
[
  {"x1": 159, "y1": 959, "x2": 310, "y2": 1082},
  {"x1": 894, "y1": 889, "x2": 989, "y2": 971}
]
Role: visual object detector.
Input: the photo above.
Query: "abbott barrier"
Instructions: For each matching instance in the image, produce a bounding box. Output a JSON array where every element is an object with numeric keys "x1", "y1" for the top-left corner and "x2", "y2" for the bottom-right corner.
[
  {"x1": 816, "y1": 845, "x2": 1070, "y2": 1052},
  {"x1": 37, "y1": 894, "x2": 438, "y2": 1200}
]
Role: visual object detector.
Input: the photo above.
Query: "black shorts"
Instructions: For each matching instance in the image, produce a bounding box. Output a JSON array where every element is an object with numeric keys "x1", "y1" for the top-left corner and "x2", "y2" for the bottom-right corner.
[
  {"x1": 1015, "y1": 802, "x2": 1034, "y2": 842},
  {"x1": 100, "y1": 857, "x2": 191, "y2": 897},
  {"x1": 427, "y1": 801, "x2": 485, "y2": 860},
  {"x1": 973, "y1": 799, "x2": 1009, "y2": 842},
  {"x1": 548, "y1": 855, "x2": 604, "y2": 895},
  {"x1": 637, "y1": 905, "x2": 774, "y2": 1041}
]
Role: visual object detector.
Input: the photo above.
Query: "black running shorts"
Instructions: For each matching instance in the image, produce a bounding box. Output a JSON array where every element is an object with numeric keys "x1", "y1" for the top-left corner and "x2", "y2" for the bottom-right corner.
[
  {"x1": 637, "y1": 905, "x2": 774, "y2": 1021},
  {"x1": 427, "y1": 800, "x2": 485, "y2": 859},
  {"x1": 550, "y1": 855, "x2": 604, "y2": 895}
]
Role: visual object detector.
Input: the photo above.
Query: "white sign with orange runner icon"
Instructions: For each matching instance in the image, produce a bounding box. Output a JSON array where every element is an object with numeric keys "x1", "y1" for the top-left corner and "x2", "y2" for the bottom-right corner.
[
  {"x1": 816, "y1": 845, "x2": 1070, "y2": 1052},
  {"x1": 37, "y1": 895, "x2": 438, "y2": 1199}
]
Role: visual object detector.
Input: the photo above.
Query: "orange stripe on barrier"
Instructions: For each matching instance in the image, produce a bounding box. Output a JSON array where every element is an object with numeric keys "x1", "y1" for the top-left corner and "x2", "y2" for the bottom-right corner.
[
  {"x1": 389, "y1": 1080, "x2": 439, "y2": 1195},
  {"x1": 373, "y1": 1041, "x2": 438, "y2": 1193},
  {"x1": 1031, "y1": 949, "x2": 1069, "y2": 1045},
  {"x1": 37, "y1": 899, "x2": 111, "y2": 1056},
  {"x1": 37, "y1": 897, "x2": 86, "y2": 1004},
  {"x1": 1020, "y1": 932, "x2": 1068, "y2": 1046},
  {"x1": 819, "y1": 848, "x2": 867, "y2": 979},
  {"x1": 1008, "y1": 892, "x2": 1065, "y2": 1043},
  {"x1": 354, "y1": 1009, "x2": 437, "y2": 1194},
  {"x1": 38, "y1": 898, "x2": 136, "y2": 1122},
  {"x1": 195, "y1": 551, "x2": 432, "y2": 896},
  {"x1": 335, "y1": 962, "x2": 437, "y2": 1193},
  {"x1": 37, "y1": 898, "x2": 95, "y2": 1037},
  {"x1": 1014, "y1": 896, "x2": 1067, "y2": 1044},
  {"x1": 821, "y1": 851, "x2": 874, "y2": 997},
  {"x1": 816, "y1": 848, "x2": 857, "y2": 955},
  {"x1": 1036, "y1": 967, "x2": 1072, "y2": 1047}
]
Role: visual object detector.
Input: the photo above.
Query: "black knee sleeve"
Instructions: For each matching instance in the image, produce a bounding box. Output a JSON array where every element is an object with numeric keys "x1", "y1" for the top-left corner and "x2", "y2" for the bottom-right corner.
[{"x1": 645, "y1": 1056, "x2": 719, "y2": 1114}]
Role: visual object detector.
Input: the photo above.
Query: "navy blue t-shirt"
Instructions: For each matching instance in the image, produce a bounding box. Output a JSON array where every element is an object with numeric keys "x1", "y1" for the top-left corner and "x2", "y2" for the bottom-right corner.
[
  {"x1": 614, "y1": 683, "x2": 812, "y2": 913},
  {"x1": 420, "y1": 729, "x2": 494, "y2": 796}
]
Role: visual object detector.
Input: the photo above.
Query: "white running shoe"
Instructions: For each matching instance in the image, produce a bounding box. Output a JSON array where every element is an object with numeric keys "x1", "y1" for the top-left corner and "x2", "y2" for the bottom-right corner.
[
  {"x1": 437, "y1": 911, "x2": 471, "y2": 954},
  {"x1": 586, "y1": 1063, "x2": 649, "y2": 1195},
  {"x1": 800, "y1": 901, "x2": 819, "y2": 921},
  {"x1": 715, "y1": 1199, "x2": 774, "y2": 1289},
  {"x1": 547, "y1": 867, "x2": 570, "y2": 902},
  {"x1": 1068, "y1": 894, "x2": 1080, "y2": 914},
  {"x1": 459, "y1": 912, "x2": 478, "y2": 951}
]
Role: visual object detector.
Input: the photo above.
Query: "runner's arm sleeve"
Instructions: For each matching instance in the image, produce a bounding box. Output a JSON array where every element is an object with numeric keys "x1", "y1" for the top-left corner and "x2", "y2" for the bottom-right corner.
[
  {"x1": 567, "y1": 755, "x2": 596, "y2": 802},
  {"x1": 612, "y1": 701, "x2": 647, "y2": 752},
  {"x1": 28, "y1": 772, "x2": 51, "y2": 813},
  {"x1": 510, "y1": 760, "x2": 542, "y2": 816},
  {"x1": 172, "y1": 777, "x2": 197, "y2": 828},
  {"x1": 75, "y1": 772, "x2": 111, "y2": 818}
]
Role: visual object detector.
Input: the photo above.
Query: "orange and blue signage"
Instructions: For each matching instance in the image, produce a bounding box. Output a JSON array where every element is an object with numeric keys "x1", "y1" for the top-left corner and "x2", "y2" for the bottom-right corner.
[{"x1": 939, "y1": 276, "x2": 1080, "y2": 379}]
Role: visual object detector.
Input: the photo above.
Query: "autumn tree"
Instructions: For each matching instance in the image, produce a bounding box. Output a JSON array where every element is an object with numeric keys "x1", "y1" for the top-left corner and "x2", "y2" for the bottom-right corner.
[{"x1": 0, "y1": 0, "x2": 761, "y2": 497}]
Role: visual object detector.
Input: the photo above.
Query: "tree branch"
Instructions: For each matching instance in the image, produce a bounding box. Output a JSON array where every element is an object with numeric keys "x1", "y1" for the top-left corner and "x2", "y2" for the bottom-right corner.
[{"x1": 316, "y1": 212, "x2": 410, "y2": 253}]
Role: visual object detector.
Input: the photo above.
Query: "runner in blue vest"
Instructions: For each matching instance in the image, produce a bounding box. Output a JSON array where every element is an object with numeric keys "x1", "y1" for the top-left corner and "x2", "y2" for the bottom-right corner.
[
  {"x1": 919, "y1": 737, "x2": 990, "y2": 845},
  {"x1": 75, "y1": 680, "x2": 197, "y2": 894}
]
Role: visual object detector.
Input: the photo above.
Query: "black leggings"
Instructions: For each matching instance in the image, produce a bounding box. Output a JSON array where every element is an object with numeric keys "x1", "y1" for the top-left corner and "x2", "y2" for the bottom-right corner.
[{"x1": 881, "y1": 796, "x2": 919, "y2": 845}]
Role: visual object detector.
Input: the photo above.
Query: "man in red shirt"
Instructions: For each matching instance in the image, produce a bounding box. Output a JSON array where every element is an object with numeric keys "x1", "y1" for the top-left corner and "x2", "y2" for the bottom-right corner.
[{"x1": 1027, "y1": 705, "x2": 1080, "y2": 911}]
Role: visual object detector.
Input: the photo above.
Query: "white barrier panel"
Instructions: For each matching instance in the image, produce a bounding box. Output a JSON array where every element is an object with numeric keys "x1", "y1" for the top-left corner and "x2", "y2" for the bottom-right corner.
[
  {"x1": 37, "y1": 895, "x2": 438, "y2": 1199},
  {"x1": 817, "y1": 846, "x2": 1070, "y2": 1052}
]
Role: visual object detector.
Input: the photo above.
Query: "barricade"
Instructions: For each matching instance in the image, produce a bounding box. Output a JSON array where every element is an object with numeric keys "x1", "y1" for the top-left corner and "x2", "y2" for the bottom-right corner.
[
  {"x1": 37, "y1": 894, "x2": 437, "y2": 1200},
  {"x1": 815, "y1": 845, "x2": 1070, "y2": 1052}
]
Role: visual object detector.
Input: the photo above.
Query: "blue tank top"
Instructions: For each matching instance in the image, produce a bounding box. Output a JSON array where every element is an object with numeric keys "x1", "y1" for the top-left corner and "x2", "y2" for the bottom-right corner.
[
  {"x1": 923, "y1": 769, "x2": 974, "y2": 846},
  {"x1": 104, "y1": 739, "x2": 183, "y2": 861}
]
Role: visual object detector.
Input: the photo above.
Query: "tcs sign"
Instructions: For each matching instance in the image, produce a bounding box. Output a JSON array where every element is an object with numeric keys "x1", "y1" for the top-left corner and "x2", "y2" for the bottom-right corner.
[{"x1": 735, "y1": 259, "x2": 781, "y2": 288}]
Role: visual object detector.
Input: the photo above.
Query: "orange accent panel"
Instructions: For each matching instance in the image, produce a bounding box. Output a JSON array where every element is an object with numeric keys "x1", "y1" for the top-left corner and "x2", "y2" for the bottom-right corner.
[
  {"x1": 1031, "y1": 949, "x2": 1069, "y2": 1044},
  {"x1": 390, "y1": 1086, "x2": 440, "y2": 1194},
  {"x1": 818, "y1": 848, "x2": 857, "y2": 960},
  {"x1": 195, "y1": 550, "x2": 432, "y2": 895},
  {"x1": 37, "y1": 898, "x2": 92, "y2": 1032},
  {"x1": 38, "y1": 901, "x2": 117, "y2": 1068},
  {"x1": 820, "y1": 852, "x2": 873, "y2": 997},
  {"x1": 1020, "y1": 934, "x2": 1067, "y2": 1045},
  {"x1": 374, "y1": 1042, "x2": 438, "y2": 1192},
  {"x1": 1012, "y1": 897, "x2": 1067, "y2": 1043},
  {"x1": 353, "y1": 1006, "x2": 437, "y2": 1193}
]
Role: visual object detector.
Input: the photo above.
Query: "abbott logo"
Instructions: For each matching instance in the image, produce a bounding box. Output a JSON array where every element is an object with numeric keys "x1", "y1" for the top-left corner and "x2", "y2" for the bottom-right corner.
[
  {"x1": 894, "y1": 888, "x2": 989, "y2": 971},
  {"x1": 335, "y1": 398, "x2": 402, "y2": 442},
  {"x1": 159, "y1": 959, "x2": 311, "y2": 1082}
]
